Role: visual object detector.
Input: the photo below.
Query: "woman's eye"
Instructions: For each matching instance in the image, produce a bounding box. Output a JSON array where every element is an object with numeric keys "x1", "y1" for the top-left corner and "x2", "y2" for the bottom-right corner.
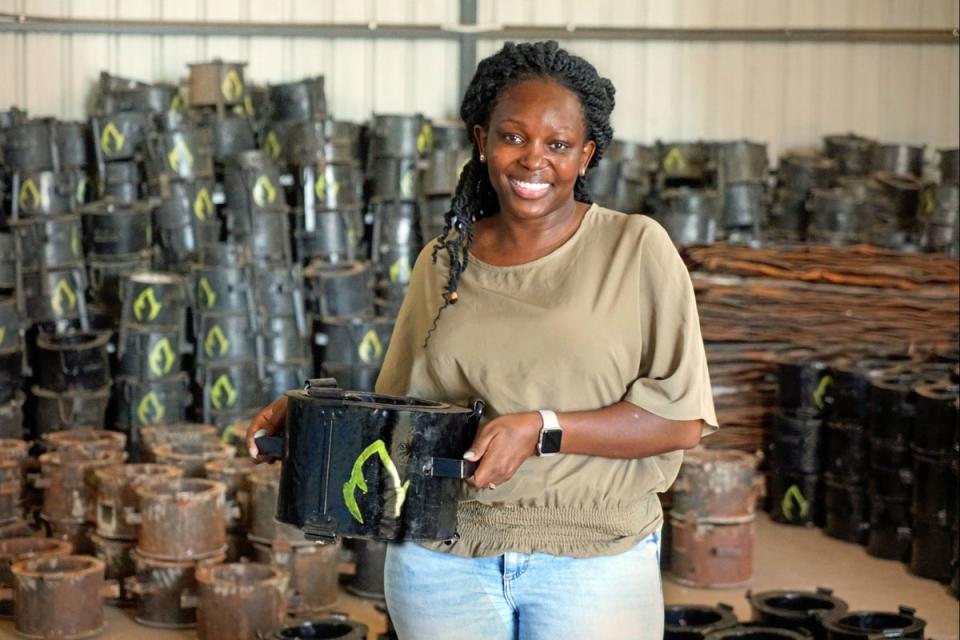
[
  {"x1": 503, "y1": 134, "x2": 523, "y2": 144},
  {"x1": 549, "y1": 141, "x2": 570, "y2": 152}
]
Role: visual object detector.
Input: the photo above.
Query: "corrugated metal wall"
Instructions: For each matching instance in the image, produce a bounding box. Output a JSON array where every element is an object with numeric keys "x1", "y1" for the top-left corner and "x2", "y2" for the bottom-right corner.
[{"x1": 1, "y1": 0, "x2": 958, "y2": 161}]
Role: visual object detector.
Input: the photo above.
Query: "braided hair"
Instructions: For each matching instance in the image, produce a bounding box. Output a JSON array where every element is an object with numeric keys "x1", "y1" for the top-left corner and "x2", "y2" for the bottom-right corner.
[{"x1": 427, "y1": 41, "x2": 616, "y2": 338}]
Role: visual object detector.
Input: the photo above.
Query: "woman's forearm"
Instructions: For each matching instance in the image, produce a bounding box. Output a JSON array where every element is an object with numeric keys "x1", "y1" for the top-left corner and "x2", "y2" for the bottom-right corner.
[{"x1": 558, "y1": 401, "x2": 703, "y2": 458}]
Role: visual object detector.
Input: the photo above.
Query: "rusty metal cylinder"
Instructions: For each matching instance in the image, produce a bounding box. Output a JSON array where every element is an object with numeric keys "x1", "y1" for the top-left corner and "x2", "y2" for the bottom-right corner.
[
  {"x1": 249, "y1": 463, "x2": 307, "y2": 542},
  {"x1": 0, "y1": 439, "x2": 29, "y2": 462},
  {"x1": 0, "y1": 481, "x2": 20, "y2": 522},
  {"x1": 0, "y1": 537, "x2": 72, "y2": 617},
  {"x1": 140, "y1": 422, "x2": 219, "y2": 460},
  {"x1": 204, "y1": 457, "x2": 257, "y2": 532},
  {"x1": 151, "y1": 441, "x2": 235, "y2": 478},
  {"x1": 672, "y1": 448, "x2": 759, "y2": 518},
  {"x1": 135, "y1": 478, "x2": 226, "y2": 560},
  {"x1": 195, "y1": 562, "x2": 289, "y2": 640},
  {"x1": 94, "y1": 463, "x2": 182, "y2": 540},
  {"x1": 127, "y1": 549, "x2": 224, "y2": 629},
  {"x1": 40, "y1": 448, "x2": 126, "y2": 524},
  {"x1": 42, "y1": 428, "x2": 127, "y2": 455},
  {"x1": 252, "y1": 540, "x2": 339, "y2": 614},
  {"x1": 11, "y1": 554, "x2": 105, "y2": 639},
  {"x1": 668, "y1": 514, "x2": 756, "y2": 589},
  {"x1": 90, "y1": 532, "x2": 136, "y2": 604}
]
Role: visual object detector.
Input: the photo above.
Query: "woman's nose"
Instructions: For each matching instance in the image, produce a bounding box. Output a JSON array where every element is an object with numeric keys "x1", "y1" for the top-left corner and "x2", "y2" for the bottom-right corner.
[{"x1": 518, "y1": 142, "x2": 547, "y2": 170}]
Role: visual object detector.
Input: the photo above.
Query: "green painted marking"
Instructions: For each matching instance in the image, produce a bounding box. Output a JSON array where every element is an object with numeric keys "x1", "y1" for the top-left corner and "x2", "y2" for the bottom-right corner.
[
  {"x1": 813, "y1": 374, "x2": 832, "y2": 410},
  {"x1": 342, "y1": 439, "x2": 410, "y2": 525},
  {"x1": 781, "y1": 484, "x2": 810, "y2": 521}
]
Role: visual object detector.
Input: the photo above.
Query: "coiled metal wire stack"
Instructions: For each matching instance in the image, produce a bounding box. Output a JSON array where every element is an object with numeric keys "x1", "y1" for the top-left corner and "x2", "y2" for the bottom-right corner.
[
  {"x1": 366, "y1": 113, "x2": 432, "y2": 315},
  {"x1": 114, "y1": 272, "x2": 191, "y2": 456}
]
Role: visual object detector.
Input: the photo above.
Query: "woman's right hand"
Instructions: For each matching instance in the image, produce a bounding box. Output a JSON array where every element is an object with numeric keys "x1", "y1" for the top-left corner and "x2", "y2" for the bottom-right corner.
[{"x1": 246, "y1": 396, "x2": 288, "y2": 461}]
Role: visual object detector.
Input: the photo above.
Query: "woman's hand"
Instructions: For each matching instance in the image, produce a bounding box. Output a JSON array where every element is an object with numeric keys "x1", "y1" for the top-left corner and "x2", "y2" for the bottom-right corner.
[
  {"x1": 245, "y1": 396, "x2": 288, "y2": 460},
  {"x1": 463, "y1": 412, "x2": 541, "y2": 490}
]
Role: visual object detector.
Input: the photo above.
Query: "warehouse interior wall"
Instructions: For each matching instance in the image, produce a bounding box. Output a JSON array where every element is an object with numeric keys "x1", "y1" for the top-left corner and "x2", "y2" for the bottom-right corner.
[{"x1": 1, "y1": 0, "x2": 958, "y2": 162}]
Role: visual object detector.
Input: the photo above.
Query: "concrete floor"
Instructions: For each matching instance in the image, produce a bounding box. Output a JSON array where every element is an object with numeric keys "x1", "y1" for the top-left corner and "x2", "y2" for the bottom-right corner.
[{"x1": 0, "y1": 513, "x2": 956, "y2": 639}]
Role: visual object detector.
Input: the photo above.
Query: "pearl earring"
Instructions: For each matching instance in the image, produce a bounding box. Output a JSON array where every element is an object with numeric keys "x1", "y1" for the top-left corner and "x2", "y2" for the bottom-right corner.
[{"x1": 479, "y1": 154, "x2": 486, "y2": 162}]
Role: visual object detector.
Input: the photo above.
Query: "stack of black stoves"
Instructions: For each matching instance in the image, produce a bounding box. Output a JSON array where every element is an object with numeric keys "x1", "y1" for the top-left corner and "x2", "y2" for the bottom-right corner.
[
  {"x1": 365, "y1": 114, "x2": 432, "y2": 316},
  {"x1": 716, "y1": 140, "x2": 769, "y2": 244},
  {"x1": 587, "y1": 141, "x2": 658, "y2": 217},
  {"x1": 766, "y1": 347, "x2": 831, "y2": 528},
  {"x1": 2, "y1": 116, "x2": 92, "y2": 333},
  {"x1": 190, "y1": 243, "x2": 266, "y2": 434},
  {"x1": 921, "y1": 148, "x2": 959, "y2": 255},
  {"x1": 821, "y1": 353, "x2": 909, "y2": 545},
  {"x1": 114, "y1": 272, "x2": 191, "y2": 457},
  {"x1": 418, "y1": 122, "x2": 470, "y2": 242},
  {"x1": 906, "y1": 374, "x2": 959, "y2": 583},
  {"x1": 770, "y1": 153, "x2": 838, "y2": 242}
]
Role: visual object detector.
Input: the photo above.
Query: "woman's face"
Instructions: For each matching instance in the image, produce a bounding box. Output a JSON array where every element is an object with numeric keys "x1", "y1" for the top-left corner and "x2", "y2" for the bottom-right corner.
[{"x1": 474, "y1": 77, "x2": 596, "y2": 222}]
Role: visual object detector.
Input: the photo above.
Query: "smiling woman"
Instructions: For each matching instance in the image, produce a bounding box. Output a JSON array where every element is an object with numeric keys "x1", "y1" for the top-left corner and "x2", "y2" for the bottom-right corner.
[{"x1": 247, "y1": 39, "x2": 718, "y2": 640}]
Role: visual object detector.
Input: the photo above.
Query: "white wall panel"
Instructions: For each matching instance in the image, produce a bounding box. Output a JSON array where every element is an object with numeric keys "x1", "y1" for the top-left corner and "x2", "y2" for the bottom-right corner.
[{"x1": 1, "y1": 0, "x2": 956, "y2": 159}]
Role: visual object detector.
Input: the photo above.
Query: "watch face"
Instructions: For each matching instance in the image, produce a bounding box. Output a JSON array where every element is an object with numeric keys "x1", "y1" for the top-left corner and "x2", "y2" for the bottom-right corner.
[{"x1": 540, "y1": 429, "x2": 562, "y2": 455}]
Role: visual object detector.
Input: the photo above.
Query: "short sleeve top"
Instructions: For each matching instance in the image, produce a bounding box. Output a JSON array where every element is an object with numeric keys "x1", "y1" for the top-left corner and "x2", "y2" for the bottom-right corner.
[{"x1": 376, "y1": 204, "x2": 718, "y2": 558}]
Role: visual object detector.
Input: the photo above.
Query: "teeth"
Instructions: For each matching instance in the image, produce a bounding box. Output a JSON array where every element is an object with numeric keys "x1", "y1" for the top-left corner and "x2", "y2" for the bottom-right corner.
[{"x1": 512, "y1": 179, "x2": 549, "y2": 191}]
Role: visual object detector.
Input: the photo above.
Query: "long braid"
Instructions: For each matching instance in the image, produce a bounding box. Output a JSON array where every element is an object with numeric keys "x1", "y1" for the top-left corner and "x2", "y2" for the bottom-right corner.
[{"x1": 425, "y1": 41, "x2": 616, "y2": 344}]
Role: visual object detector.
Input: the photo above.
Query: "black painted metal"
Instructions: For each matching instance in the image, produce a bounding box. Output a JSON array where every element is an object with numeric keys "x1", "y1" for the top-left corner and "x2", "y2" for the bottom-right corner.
[
  {"x1": 31, "y1": 383, "x2": 111, "y2": 434},
  {"x1": 823, "y1": 422, "x2": 867, "y2": 481},
  {"x1": 303, "y1": 261, "x2": 374, "y2": 319},
  {"x1": 664, "y1": 603, "x2": 738, "y2": 639},
  {"x1": 300, "y1": 163, "x2": 363, "y2": 210},
  {"x1": 121, "y1": 272, "x2": 190, "y2": 328},
  {"x1": 316, "y1": 315, "x2": 394, "y2": 368},
  {"x1": 272, "y1": 382, "x2": 483, "y2": 541},
  {"x1": 21, "y1": 265, "x2": 89, "y2": 325},
  {"x1": 81, "y1": 198, "x2": 153, "y2": 256},
  {"x1": 912, "y1": 381, "x2": 959, "y2": 454},
  {"x1": 34, "y1": 330, "x2": 112, "y2": 391},
  {"x1": 115, "y1": 325, "x2": 184, "y2": 380},
  {"x1": 766, "y1": 470, "x2": 820, "y2": 528},
  {"x1": 11, "y1": 169, "x2": 81, "y2": 216},
  {"x1": 91, "y1": 112, "x2": 147, "y2": 161},
  {"x1": 87, "y1": 250, "x2": 154, "y2": 314},
  {"x1": 264, "y1": 360, "x2": 312, "y2": 402},
  {"x1": 292, "y1": 208, "x2": 364, "y2": 265},
  {"x1": 873, "y1": 144, "x2": 924, "y2": 178},
  {"x1": 222, "y1": 150, "x2": 285, "y2": 214},
  {"x1": 823, "y1": 134, "x2": 877, "y2": 177},
  {"x1": 195, "y1": 312, "x2": 259, "y2": 363},
  {"x1": 818, "y1": 607, "x2": 925, "y2": 640},
  {"x1": 112, "y1": 373, "x2": 191, "y2": 431},
  {"x1": 263, "y1": 615, "x2": 368, "y2": 640},
  {"x1": 704, "y1": 626, "x2": 812, "y2": 640},
  {"x1": 747, "y1": 587, "x2": 847, "y2": 640},
  {"x1": 0, "y1": 391, "x2": 25, "y2": 439},
  {"x1": 208, "y1": 115, "x2": 256, "y2": 162},
  {"x1": 823, "y1": 476, "x2": 868, "y2": 545},
  {"x1": 8, "y1": 214, "x2": 85, "y2": 269},
  {"x1": 145, "y1": 124, "x2": 215, "y2": 182},
  {"x1": 346, "y1": 539, "x2": 386, "y2": 599},
  {"x1": 910, "y1": 450, "x2": 956, "y2": 521},
  {"x1": 268, "y1": 76, "x2": 327, "y2": 122},
  {"x1": 775, "y1": 349, "x2": 830, "y2": 415},
  {"x1": 865, "y1": 496, "x2": 911, "y2": 562},
  {"x1": 370, "y1": 156, "x2": 420, "y2": 201}
]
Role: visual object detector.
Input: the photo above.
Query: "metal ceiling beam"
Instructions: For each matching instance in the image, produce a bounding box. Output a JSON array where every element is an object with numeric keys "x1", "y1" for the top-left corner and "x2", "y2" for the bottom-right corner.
[
  {"x1": 458, "y1": 0, "x2": 478, "y2": 103},
  {"x1": 0, "y1": 13, "x2": 956, "y2": 45}
]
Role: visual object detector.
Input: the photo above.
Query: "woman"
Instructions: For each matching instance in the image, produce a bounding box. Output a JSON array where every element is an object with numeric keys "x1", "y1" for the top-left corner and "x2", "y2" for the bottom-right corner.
[{"x1": 248, "y1": 41, "x2": 717, "y2": 639}]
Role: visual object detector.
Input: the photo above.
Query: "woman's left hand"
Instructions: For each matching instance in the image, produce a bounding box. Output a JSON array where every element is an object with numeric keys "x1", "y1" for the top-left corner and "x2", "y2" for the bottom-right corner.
[{"x1": 463, "y1": 412, "x2": 542, "y2": 490}]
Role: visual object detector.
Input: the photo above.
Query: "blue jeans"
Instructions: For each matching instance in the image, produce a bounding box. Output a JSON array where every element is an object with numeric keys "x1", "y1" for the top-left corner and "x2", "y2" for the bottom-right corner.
[{"x1": 384, "y1": 530, "x2": 664, "y2": 640}]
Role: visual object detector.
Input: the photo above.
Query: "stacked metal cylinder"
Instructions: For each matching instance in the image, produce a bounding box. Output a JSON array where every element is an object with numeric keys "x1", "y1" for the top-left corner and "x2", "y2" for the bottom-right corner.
[
  {"x1": 0, "y1": 300, "x2": 26, "y2": 440},
  {"x1": 906, "y1": 375, "x2": 959, "y2": 583},
  {"x1": 32, "y1": 330, "x2": 113, "y2": 437},
  {"x1": 0, "y1": 440, "x2": 31, "y2": 541},
  {"x1": 91, "y1": 462, "x2": 182, "y2": 606},
  {"x1": 766, "y1": 347, "x2": 830, "y2": 527},
  {"x1": 419, "y1": 122, "x2": 471, "y2": 242},
  {"x1": 770, "y1": 153, "x2": 838, "y2": 241},
  {"x1": 668, "y1": 448, "x2": 758, "y2": 589},
  {"x1": 191, "y1": 244, "x2": 265, "y2": 431},
  {"x1": 587, "y1": 141, "x2": 659, "y2": 217},
  {"x1": 366, "y1": 114, "x2": 431, "y2": 314},
  {"x1": 716, "y1": 140, "x2": 769, "y2": 244},
  {"x1": 128, "y1": 475, "x2": 227, "y2": 629},
  {"x1": 821, "y1": 354, "x2": 907, "y2": 544},
  {"x1": 1, "y1": 113, "x2": 92, "y2": 333},
  {"x1": 37, "y1": 430, "x2": 127, "y2": 555},
  {"x1": 114, "y1": 272, "x2": 191, "y2": 456},
  {"x1": 921, "y1": 148, "x2": 959, "y2": 254},
  {"x1": 248, "y1": 463, "x2": 340, "y2": 616}
]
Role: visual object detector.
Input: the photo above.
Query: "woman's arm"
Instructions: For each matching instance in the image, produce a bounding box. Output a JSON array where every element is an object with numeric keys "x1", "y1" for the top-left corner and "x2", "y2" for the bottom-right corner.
[{"x1": 463, "y1": 402, "x2": 702, "y2": 489}]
